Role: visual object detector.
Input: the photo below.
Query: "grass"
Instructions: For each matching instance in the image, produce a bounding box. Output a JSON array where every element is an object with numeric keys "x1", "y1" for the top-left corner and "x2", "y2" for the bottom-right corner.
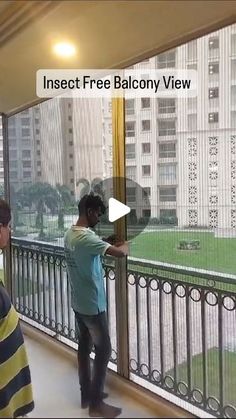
[
  {"x1": 130, "y1": 231, "x2": 236, "y2": 276},
  {"x1": 0, "y1": 268, "x2": 4, "y2": 284},
  {"x1": 167, "y1": 348, "x2": 236, "y2": 408}
]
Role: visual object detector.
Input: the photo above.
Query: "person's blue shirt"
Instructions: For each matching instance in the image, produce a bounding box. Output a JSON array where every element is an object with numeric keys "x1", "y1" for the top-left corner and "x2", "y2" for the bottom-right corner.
[{"x1": 64, "y1": 226, "x2": 111, "y2": 315}]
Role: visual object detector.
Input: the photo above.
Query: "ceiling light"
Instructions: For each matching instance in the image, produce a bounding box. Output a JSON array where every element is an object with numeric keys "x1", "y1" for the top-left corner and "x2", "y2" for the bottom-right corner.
[{"x1": 53, "y1": 42, "x2": 76, "y2": 58}]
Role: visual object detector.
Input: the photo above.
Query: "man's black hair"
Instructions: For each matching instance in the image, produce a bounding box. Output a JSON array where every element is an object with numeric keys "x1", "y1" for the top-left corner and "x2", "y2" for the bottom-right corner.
[
  {"x1": 78, "y1": 194, "x2": 106, "y2": 216},
  {"x1": 0, "y1": 199, "x2": 11, "y2": 226}
]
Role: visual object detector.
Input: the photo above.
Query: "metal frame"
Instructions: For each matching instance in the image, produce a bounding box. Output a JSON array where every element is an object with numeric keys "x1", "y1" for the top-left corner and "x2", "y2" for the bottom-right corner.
[
  {"x1": 112, "y1": 97, "x2": 130, "y2": 378},
  {"x1": 1, "y1": 113, "x2": 13, "y2": 297}
]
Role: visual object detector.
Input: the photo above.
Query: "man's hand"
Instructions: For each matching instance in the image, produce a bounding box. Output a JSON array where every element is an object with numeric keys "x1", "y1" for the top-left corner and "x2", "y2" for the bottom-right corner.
[
  {"x1": 102, "y1": 234, "x2": 124, "y2": 246},
  {"x1": 105, "y1": 241, "x2": 129, "y2": 258}
]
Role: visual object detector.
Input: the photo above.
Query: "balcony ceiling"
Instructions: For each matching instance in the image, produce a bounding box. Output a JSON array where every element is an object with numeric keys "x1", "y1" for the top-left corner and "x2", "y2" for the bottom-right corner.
[{"x1": 0, "y1": 0, "x2": 236, "y2": 114}]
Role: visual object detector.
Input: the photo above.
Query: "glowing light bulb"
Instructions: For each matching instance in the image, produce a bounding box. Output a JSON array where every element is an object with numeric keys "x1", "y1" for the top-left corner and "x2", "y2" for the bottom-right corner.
[{"x1": 53, "y1": 42, "x2": 76, "y2": 58}]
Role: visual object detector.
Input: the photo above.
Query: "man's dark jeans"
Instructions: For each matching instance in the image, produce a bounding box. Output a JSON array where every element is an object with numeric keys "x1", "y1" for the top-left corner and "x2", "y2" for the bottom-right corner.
[{"x1": 74, "y1": 311, "x2": 112, "y2": 408}]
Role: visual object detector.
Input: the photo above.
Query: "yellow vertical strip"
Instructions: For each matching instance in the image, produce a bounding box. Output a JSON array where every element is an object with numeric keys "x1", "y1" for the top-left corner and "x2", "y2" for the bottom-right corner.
[
  {"x1": 112, "y1": 96, "x2": 129, "y2": 378},
  {"x1": 112, "y1": 97, "x2": 126, "y2": 241}
]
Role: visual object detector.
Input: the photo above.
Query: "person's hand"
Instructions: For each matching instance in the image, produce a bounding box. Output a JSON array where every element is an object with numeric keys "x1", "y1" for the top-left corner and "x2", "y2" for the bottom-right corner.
[{"x1": 103, "y1": 234, "x2": 124, "y2": 245}]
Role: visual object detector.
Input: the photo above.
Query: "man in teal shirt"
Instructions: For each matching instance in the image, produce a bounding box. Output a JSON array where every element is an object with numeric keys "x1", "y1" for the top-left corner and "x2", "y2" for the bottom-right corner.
[{"x1": 64, "y1": 194, "x2": 128, "y2": 418}]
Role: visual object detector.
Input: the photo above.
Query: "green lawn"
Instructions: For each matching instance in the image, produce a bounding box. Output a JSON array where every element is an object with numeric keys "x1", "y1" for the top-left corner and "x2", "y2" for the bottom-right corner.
[
  {"x1": 167, "y1": 348, "x2": 236, "y2": 407},
  {"x1": 130, "y1": 231, "x2": 236, "y2": 276}
]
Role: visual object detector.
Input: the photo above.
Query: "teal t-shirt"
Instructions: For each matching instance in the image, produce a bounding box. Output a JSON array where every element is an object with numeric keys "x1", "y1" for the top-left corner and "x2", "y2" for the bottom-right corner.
[{"x1": 64, "y1": 226, "x2": 111, "y2": 315}]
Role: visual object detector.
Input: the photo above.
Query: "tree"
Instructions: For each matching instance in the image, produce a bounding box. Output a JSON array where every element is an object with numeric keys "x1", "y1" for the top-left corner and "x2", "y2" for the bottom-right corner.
[
  {"x1": 26, "y1": 182, "x2": 59, "y2": 237},
  {"x1": 76, "y1": 178, "x2": 90, "y2": 200},
  {"x1": 55, "y1": 184, "x2": 74, "y2": 230},
  {"x1": 0, "y1": 183, "x2": 4, "y2": 198},
  {"x1": 76, "y1": 177, "x2": 107, "y2": 204}
]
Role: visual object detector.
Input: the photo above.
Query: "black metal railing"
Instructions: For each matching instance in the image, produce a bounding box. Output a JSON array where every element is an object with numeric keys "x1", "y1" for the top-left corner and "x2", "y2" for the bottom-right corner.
[{"x1": 11, "y1": 238, "x2": 236, "y2": 418}]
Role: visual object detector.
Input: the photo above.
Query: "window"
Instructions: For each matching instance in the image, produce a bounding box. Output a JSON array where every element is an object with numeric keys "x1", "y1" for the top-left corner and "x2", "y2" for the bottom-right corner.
[
  {"x1": 157, "y1": 50, "x2": 176, "y2": 68},
  {"x1": 187, "y1": 40, "x2": 197, "y2": 61},
  {"x1": 141, "y1": 98, "x2": 150, "y2": 109},
  {"x1": 0, "y1": 151, "x2": 3, "y2": 158},
  {"x1": 231, "y1": 59, "x2": 236, "y2": 77},
  {"x1": 9, "y1": 139, "x2": 16, "y2": 147},
  {"x1": 209, "y1": 37, "x2": 219, "y2": 50},
  {"x1": 37, "y1": 171, "x2": 41, "y2": 177},
  {"x1": 159, "y1": 142, "x2": 176, "y2": 158},
  {"x1": 22, "y1": 150, "x2": 31, "y2": 158},
  {"x1": 10, "y1": 171, "x2": 17, "y2": 179},
  {"x1": 143, "y1": 209, "x2": 151, "y2": 217},
  {"x1": 159, "y1": 187, "x2": 176, "y2": 202},
  {"x1": 142, "y1": 120, "x2": 151, "y2": 131},
  {"x1": 8, "y1": 128, "x2": 16, "y2": 136},
  {"x1": 70, "y1": 166, "x2": 73, "y2": 171},
  {"x1": 187, "y1": 63, "x2": 197, "y2": 71},
  {"x1": 35, "y1": 118, "x2": 39, "y2": 124},
  {"x1": 69, "y1": 141, "x2": 73, "y2": 146},
  {"x1": 231, "y1": 111, "x2": 236, "y2": 128},
  {"x1": 23, "y1": 171, "x2": 31, "y2": 178},
  {"x1": 68, "y1": 103, "x2": 72, "y2": 108},
  {"x1": 108, "y1": 123, "x2": 112, "y2": 134},
  {"x1": 126, "y1": 144, "x2": 135, "y2": 159},
  {"x1": 142, "y1": 143, "x2": 151, "y2": 153},
  {"x1": 158, "y1": 119, "x2": 176, "y2": 136},
  {"x1": 231, "y1": 85, "x2": 236, "y2": 104},
  {"x1": 37, "y1": 150, "x2": 41, "y2": 156},
  {"x1": 188, "y1": 97, "x2": 197, "y2": 110},
  {"x1": 23, "y1": 161, "x2": 31, "y2": 168},
  {"x1": 125, "y1": 121, "x2": 135, "y2": 137},
  {"x1": 69, "y1": 128, "x2": 73, "y2": 134},
  {"x1": 0, "y1": 128, "x2": 2, "y2": 136},
  {"x1": 70, "y1": 179, "x2": 74, "y2": 184},
  {"x1": 127, "y1": 187, "x2": 136, "y2": 203},
  {"x1": 37, "y1": 161, "x2": 41, "y2": 166},
  {"x1": 158, "y1": 98, "x2": 175, "y2": 114},
  {"x1": 125, "y1": 99, "x2": 135, "y2": 115},
  {"x1": 209, "y1": 87, "x2": 219, "y2": 99},
  {"x1": 37, "y1": 140, "x2": 40, "y2": 145},
  {"x1": 68, "y1": 115, "x2": 72, "y2": 121},
  {"x1": 126, "y1": 166, "x2": 136, "y2": 180},
  {"x1": 142, "y1": 165, "x2": 151, "y2": 176},
  {"x1": 209, "y1": 62, "x2": 219, "y2": 74},
  {"x1": 209, "y1": 112, "x2": 219, "y2": 123},
  {"x1": 21, "y1": 118, "x2": 30, "y2": 125},
  {"x1": 142, "y1": 187, "x2": 151, "y2": 198},
  {"x1": 22, "y1": 128, "x2": 30, "y2": 136},
  {"x1": 188, "y1": 114, "x2": 197, "y2": 131},
  {"x1": 159, "y1": 164, "x2": 176, "y2": 184},
  {"x1": 36, "y1": 129, "x2": 40, "y2": 134},
  {"x1": 10, "y1": 150, "x2": 17, "y2": 158},
  {"x1": 231, "y1": 34, "x2": 236, "y2": 56},
  {"x1": 0, "y1": 161, "x2": 3, "y2": 168},
  {"x1": 69, "y1": 154, "x2": 73, "y2": 158},
  {"x1": 160, "y1": 209, "x2": 176, "y2": 217}
]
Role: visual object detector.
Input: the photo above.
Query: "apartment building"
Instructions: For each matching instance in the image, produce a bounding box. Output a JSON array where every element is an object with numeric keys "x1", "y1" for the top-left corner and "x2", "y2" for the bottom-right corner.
[{"x1": 102, "y1": 24, "x2": 236, "y2": 229}]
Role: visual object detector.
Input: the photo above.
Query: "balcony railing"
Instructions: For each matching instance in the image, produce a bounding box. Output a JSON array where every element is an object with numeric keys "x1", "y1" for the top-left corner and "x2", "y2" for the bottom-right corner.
[{"x1": 11, "y1": 237, "x2": 236, "y2": 418}]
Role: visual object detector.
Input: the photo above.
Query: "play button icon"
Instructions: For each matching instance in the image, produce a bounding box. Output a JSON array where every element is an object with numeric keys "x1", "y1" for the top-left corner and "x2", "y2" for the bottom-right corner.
[
  {"x1": 80, "y1": 176, "x2": 151, "y2": 241},
  {"x1": 108, "y1": 198, "x2": 130, "y2": 222}
]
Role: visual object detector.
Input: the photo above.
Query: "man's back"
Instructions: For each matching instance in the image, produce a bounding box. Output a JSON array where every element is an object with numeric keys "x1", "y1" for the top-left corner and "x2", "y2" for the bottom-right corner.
[{"x1": 64, "y1": 226, "x2": 111, "y2": 315}]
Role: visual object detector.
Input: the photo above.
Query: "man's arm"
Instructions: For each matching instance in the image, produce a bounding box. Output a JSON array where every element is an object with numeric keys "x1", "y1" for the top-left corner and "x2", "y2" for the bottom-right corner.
[{"x1": 105, "y1": 242, "x2": 129, "y2": 258}]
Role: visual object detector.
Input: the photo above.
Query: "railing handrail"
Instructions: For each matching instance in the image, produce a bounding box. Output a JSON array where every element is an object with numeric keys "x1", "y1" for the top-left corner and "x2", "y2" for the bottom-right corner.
[{"x1": 11, "y1": 236, "x2": 236, "y2": 285}]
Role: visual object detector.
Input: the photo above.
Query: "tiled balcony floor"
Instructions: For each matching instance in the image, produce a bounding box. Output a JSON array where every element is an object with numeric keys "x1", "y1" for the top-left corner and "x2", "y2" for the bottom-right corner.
[{"x1": 25, "y1": 334, "x2": 156, "y2": 418}]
